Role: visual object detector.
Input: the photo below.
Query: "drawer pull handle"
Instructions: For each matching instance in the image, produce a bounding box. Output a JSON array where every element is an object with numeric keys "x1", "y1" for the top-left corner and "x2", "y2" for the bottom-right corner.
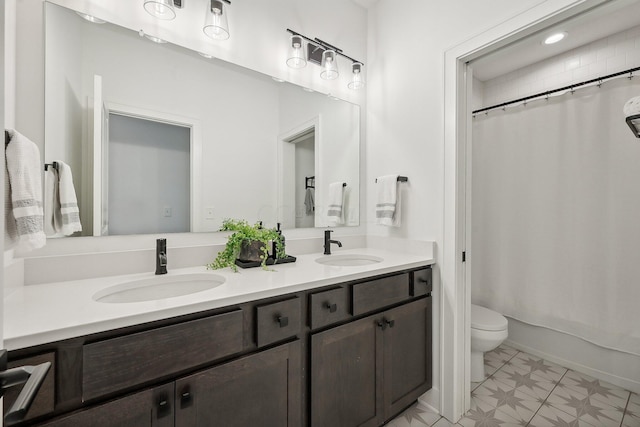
[
  {"x1": 418, "y1": 278, "x2": 430, "y2": 284},
  {"x1": 324, "y1": 302, "x2": 338, "y2": 313},
  {"x1": 157, "y1": 393, "x2": 170, "y2": 417},
  {"x1": 377, "y1": 320, "x2": 387, "y2": 330},
  {"x1": 180, "y1": 387, "x2": 192, "y2": 408},
  {"x1": 385, "y1": 318, "x2": 395, "y2": 328},
  {"x1": 277, "y1": 316, "x2": 289, "y2": 328}
]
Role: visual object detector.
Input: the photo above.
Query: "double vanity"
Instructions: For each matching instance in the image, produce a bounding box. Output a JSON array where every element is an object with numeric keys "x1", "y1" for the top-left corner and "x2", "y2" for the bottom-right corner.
[{"x1": 4, "y1": 246, "x2": 434, "y2": 426}]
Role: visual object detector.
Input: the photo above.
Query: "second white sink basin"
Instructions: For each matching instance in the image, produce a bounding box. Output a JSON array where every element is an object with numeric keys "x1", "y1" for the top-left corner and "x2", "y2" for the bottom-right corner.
[
  {"x1": 93, "y1": 273, "x2": 226, "y2": 303},
  {"x1": 315, "y1": 254, "x2": 383, "y2": 267}
]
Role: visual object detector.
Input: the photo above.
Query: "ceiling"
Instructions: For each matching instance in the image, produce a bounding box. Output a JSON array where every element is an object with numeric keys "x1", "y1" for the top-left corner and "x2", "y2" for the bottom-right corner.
[{"x1": 471, "y1": 0, "x2": 640, "y2": 81}]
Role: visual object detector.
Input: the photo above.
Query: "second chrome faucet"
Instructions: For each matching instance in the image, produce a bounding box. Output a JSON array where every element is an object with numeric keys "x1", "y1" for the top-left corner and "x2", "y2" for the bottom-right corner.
[{"x1": 323, "y1": 230, "x2": 342, "y2": 255}]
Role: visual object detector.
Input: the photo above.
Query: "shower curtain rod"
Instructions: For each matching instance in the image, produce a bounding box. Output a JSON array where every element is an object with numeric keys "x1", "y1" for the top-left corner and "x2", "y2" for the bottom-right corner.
[{"x1": 473, "y1": 65, "x2": 640, "y2": 114}]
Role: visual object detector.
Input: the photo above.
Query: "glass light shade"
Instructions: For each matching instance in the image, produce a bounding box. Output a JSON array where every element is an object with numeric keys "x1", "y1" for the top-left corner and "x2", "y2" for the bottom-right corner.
[
  {"x1": 320, "y1": 50, "x2": 339, "y2": 80},
  {"x1": 203, "y1": 0, "x2": 230, "y2": 41},
  {"x1": 286, "y1": 35, "x2": 307, "y2": 69},
  {"x1": 348, "y1": 62, "x2": 365, "y2": 90},
  {"x1": 143, "y1": 0, "x2": 176, "y2": 20}
]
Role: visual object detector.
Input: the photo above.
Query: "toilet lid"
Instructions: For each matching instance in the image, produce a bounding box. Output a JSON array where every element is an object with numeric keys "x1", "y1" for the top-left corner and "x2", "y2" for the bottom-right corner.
[{"x1": 471, "y1": 304, "x2": 508, "y2": 331}]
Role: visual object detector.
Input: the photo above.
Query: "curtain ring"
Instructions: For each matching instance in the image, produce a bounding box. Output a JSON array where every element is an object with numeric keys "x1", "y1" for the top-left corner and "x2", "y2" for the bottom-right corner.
[
  {"x1": 597, "y1": 79, "x2": 602, "y2": 88},
  {"x1": 570, "y1": 86, "x2": 575, "y2": 94},
  {"x1": 629, "y1": 72, "x2": 634, "y2": 80}
]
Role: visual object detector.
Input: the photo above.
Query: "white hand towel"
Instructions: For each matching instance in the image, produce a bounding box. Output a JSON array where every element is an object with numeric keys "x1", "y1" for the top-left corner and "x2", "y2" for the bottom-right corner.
[
  {"x1": 5, "y1": 129, "x2": 46, "y2": 251},
  {"x1": 44, "y1": 167, "x2": 61, "y2": 236},
  {"x1": 57, "y1": 161, "x2": 82, "y2": 235},
  {"x1": 375, "y1": 174, "x2": 401, "y2": 227},
  {"x1": 326, "y1": 182, "x2": 345, "y2": 225},
  {"x1": 304, "y1": 187, "x2": 315, "y2": 215}
]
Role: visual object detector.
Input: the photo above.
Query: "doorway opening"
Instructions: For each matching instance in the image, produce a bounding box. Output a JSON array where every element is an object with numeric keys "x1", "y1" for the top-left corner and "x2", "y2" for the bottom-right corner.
[
  {"x1": 107, "y1": 113, "x2": 191, "y2": 235},
  {"x1": 444, "y1": 0, "x2": 640, "y2": 421}
]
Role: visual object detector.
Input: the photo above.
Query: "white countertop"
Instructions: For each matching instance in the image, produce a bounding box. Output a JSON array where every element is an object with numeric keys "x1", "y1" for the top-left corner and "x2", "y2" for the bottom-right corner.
[{"x1": 5, "y1": 247, "x2": 434, "y2": 351}]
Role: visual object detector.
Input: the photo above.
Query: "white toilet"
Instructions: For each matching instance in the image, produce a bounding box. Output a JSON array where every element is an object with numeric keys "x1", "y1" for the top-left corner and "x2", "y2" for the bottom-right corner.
[{"x1": 470, "y1": 304, "x2": 508, "y2": 382}]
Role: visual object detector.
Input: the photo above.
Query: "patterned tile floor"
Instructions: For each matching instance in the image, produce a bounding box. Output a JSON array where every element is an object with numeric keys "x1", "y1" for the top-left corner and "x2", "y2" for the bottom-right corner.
[{"x1": 386, "y1": 344, "x2": 640, "y2": 427}]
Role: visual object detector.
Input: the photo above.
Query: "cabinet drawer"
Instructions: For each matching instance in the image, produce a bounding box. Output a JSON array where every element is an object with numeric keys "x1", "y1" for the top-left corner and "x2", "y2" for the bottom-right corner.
[
  {"x1": 4, "y1": 352, "x2": 55, "y2": 422},
  {"x1": 83, "y1": 309, "x2": 243, "y2": 400},
  {"x1": 309, "y1": 287, "x2": 349, "y2": 329},
  {"x1": 411, "y1": 268, "x2": 433, "y2": 297},
  {"x1": 256, "y1": 297, "x2": 301, "y2": 347},
  {"x1": 352, "y1": 273, "x2": 410, "y2": 316}
]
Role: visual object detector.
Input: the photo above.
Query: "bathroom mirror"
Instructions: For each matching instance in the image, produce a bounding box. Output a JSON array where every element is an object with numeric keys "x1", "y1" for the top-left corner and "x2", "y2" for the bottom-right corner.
[{"x1": 44, "y1": 2, "x2": 360, "y2": 236}]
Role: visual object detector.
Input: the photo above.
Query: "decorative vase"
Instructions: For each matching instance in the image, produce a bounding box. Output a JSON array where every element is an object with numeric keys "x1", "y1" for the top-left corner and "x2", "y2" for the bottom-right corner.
[{"x1": 238, "y1": 240, "x2": 265, "y2": 262}]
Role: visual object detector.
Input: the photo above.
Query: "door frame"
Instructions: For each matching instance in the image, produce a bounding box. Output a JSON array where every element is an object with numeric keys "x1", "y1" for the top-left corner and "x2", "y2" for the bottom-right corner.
[
  {"x1": 277, "y1": 115, "x2": 321, "y2": 229},
  {"x1": 441, "y1": 0, "x2": 610, "y2": 421}
]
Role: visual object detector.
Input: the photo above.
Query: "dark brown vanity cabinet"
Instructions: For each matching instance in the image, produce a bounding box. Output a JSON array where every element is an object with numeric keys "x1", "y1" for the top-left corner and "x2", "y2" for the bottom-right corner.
[
  {"x1": 175, "y1": 341, "x2": 301, "y2": 427},
  {"x1": 38, "y1": 383, "x2": 175, "y2": 427},
  {"x1": 13, "y1": 266, "x2": 432, "y2": 427},
  {"x1": 310, "y1": 295, "x2": 432, "y2": 426}
]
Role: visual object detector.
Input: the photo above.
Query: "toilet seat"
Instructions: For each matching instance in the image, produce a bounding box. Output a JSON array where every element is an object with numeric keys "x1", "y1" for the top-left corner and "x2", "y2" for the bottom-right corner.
[{"x1": 471, "y1": 304, "x2": 508, "y2": 331}]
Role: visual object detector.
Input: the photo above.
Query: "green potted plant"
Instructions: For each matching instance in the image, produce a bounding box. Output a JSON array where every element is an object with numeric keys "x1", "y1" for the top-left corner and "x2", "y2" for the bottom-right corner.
[{"x1": 207, "y1": 219, "x2": 285, "y2": 272}]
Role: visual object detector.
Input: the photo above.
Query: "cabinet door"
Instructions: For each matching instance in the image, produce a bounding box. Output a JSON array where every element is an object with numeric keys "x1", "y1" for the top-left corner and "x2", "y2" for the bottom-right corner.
[
  {"x1": 175, "y1": 341, "x2": 301, "y2": 427},
  {"x1": 310, "y1": 314, "x2": 382, "y2": 427},
  {"x1": 383, "y1": 297, "x2": 432, "y2": 420},
  {"x1": 37, "y1": 383, "x2": 174, "y2": 427}
]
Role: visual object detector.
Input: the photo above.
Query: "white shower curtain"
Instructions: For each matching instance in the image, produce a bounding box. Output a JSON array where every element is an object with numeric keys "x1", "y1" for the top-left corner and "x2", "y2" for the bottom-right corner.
[{"x1": 472, "y1": 77, "x2": 640, "y2": 356}]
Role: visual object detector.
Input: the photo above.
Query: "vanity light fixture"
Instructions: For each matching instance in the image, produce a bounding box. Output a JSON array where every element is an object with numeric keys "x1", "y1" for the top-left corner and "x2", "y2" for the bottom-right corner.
[
  {"x1": 285, "y1": 29, "x2": 364, "y2": 89},
  {"x1": 348, "y1": 62, "x2": 365, "y2": 90},
  {"x1": 203, "y1": 0, "x2": 231, "y2": 41},
  {"x1": 544, "y1": 32, "x2": 567, "y2": 45},
  {"x1": 286, "y1": 35, "x2": 307, "y2": 69},
  {"x1": 75, "y1": 12, "x2": 106, "y2": 24},
  {"x1": 320, "y1": 50, "x2": 339, "y2": 80},
  {"x1": 143, "y1": 0, "x2": 176, "y2": 20}
]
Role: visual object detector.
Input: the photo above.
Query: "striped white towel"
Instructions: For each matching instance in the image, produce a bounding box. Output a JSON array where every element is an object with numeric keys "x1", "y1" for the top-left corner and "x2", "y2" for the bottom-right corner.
[
  {"x1": 375, "y1": 174, "x2": 401, "y2": 227},
  {"x1": 5, "y1": 129, "x2": 46, "y2": 251},
  {"x1": 57, "y1": 161, "x2": 82, "y2": 235},
  {"x1": 326, "y1": 182, "x2": 345, "y2": 225}
]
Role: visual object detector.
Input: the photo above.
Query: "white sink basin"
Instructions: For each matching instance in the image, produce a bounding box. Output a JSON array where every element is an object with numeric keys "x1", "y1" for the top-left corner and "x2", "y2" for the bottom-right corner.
[
  {"x1": 93, "y1": 273, "x2": 226, "y2": 303},
  {"x1": 315, "y1": 254, "x2": 383, "y2": 267}
]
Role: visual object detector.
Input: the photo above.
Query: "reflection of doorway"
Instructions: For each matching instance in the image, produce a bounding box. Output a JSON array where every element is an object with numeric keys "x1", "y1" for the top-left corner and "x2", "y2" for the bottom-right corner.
[
  {"x1": 108, "y1": 114, "x2": 190, "y2": 235},
  {"x1": 278, "y1": 116, "x2": 320, "y2": 229}
]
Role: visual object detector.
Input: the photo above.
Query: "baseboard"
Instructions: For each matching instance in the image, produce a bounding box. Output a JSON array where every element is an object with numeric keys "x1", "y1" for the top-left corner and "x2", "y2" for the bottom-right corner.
[
  {"x1": 417, "y1": 387, "x2": 440, "y2": 414},
  {"x1": 505, "y1": 318, "x2": 640, "y2": 393}
]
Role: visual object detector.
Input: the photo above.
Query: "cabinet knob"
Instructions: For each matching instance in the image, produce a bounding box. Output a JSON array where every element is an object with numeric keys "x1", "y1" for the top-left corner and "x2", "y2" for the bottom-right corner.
[
  {"x1": 385, "y1": 318, "x2": 395, "y2": 328},
  {"x1": 324, "y1": 302, "x2": 338, "y2": 313},
  {"x1": 277, "y1": 316, "x2": 289, "y2": 328},
  {"x1": 377, "y1": 320, "x2": 387, "y2": 330}
]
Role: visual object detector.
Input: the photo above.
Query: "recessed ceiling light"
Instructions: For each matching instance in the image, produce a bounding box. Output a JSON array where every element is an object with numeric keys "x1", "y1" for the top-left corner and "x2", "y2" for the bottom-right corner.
[
  {"x1": 303, "y1": 87, "x2": 314, "y2": 93},
  {"x1": 76, "y1": 12, "x2": 106, "y2": 24},
  {"x1": 544, "y1": 32, "x2": 567, "y2": 45},
  {"x1": 272, "y1": 77, "x2": 285, "y2": 83},
  {"x1": 198, "y1": 52, "x2": 215, "y2": 59}
]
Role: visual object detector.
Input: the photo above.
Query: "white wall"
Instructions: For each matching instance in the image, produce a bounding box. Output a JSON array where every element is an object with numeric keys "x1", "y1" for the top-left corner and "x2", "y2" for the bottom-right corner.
[{"x1": 366, "y1": 0, "x2": 552, "y2": 412}]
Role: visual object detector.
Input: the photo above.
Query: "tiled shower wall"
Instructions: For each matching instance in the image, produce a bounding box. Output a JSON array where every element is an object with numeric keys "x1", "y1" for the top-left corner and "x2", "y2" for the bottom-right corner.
[{"x1": 478, "y1": 24, "x2": 640, "y2": 109}]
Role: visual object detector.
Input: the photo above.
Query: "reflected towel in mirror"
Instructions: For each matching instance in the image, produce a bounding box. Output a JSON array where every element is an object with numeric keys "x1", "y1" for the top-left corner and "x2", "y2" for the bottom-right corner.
[{"x1": 326, "y1": 182, "x2": 345, "y2": 225}]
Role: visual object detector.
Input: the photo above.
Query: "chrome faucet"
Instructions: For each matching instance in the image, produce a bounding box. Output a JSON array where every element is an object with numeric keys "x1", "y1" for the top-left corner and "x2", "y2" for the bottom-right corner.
[
  {"x1": 156, "y1": 238, "x2": 167, "y2": 275},
  {"x1": 323, "y1": 229, "x2": 342, "y2": 255}
]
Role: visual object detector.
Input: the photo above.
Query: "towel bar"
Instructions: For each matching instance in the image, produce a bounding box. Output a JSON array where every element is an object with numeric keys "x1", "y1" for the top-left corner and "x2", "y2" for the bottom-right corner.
[
  {"x1": 375, "y1": 176, "x2": 408, "y2": 183},
  {"x1": 44, "y1": 162, "x2": 59, "y2": 172}
]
